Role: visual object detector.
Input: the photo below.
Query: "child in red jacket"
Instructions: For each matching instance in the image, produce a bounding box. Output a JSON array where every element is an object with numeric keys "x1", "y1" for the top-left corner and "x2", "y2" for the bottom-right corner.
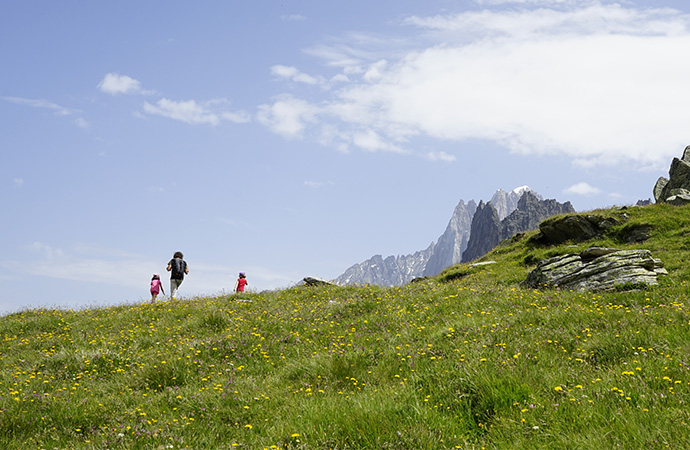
[{"x1": 234, "y1": 272, "x2": 248, "y2": 293}]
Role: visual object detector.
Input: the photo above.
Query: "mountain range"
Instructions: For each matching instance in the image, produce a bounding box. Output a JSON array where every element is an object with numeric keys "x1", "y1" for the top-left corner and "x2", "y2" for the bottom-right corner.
[{"x1": 334, "y1": 186, "x2": 574, "y2": 286}]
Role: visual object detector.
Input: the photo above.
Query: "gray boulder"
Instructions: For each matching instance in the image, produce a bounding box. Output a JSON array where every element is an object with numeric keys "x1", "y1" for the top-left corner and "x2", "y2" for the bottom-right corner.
[
  {"x1": 620, "y1": 224, "x2": 652, "y2": 243},
  {"x1": 655, "y1": 145, "x2": 690, "y2": 204},
  {"x1": 534, "y1": 214, "x2": 622, "y2": 245},
  {"x1": 302, "y1": 277, "x2": 334, "y2": 287},
  {"x1": 653, "y1": 177, "x2": 668, "y2": 203},
  {"x1": 523, "y1": 247, "x2": 665, "y2": 291},
  {"x1": 666, "y1": 189, "x2": 690, "y2": 206}
]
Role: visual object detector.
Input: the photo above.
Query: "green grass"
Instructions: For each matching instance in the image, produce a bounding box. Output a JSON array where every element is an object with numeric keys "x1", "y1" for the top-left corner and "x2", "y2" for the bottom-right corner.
[{"x1": 2, "y1": 203, "x2": 690, "y2": 449}]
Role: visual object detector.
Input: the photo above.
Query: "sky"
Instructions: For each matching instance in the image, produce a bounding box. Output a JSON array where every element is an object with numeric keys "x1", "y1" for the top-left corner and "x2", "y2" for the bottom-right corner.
[{"x1": 2, "y1": 0, "x2": 689, "y2": 315}]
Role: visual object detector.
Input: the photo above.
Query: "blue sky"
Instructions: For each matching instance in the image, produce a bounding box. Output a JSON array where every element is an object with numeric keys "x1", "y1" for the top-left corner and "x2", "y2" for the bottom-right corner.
[{"x1": 2, "y1": 0, "x2": 689, "y2": 315}]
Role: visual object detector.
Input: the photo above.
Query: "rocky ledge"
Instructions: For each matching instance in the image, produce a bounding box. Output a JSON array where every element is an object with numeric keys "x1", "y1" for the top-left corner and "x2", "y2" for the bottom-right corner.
[
  {"x1": 523, "y1": 247, "x2": 666, "y2": 291},
  {"x1": 654, "y1": 145, "x2": 690, "y2": 205}
]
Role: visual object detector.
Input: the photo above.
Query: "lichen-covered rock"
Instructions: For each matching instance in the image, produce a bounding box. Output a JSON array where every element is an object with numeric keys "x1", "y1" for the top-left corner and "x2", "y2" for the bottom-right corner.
[
  {"x1": 656, "y1": 145, "x2": 690, "y2": 204},
  {"x1": 534, "y1": 214, "x2": 622, "y2": 245},
  {"x1": 653, "y1": 177, "x2": 669, "y2": 203},
  {"x1": 666, "y1": 190, "x2": 690, "y2": 206},
  {"x1": 618, "y1": 224, "x2": 653, "y2": 243},
  {"x1": 523, "y1": 247, "x2": 664, "y2": 291}
]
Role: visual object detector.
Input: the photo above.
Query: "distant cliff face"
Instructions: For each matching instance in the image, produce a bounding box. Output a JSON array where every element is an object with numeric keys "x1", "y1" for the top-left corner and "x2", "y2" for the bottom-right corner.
[
  {"x1": 461, "y1": 191, "x2": 575, "y2": 262},
  {"x1": 334, "y1": 187, "x2": 572, "y2": 286},
  {"x1": 460, "y1": 200, "x2": 501, "y2": 264},
  {"x1": 422, "y1": 199, "x2": 476, "y2": 277}
]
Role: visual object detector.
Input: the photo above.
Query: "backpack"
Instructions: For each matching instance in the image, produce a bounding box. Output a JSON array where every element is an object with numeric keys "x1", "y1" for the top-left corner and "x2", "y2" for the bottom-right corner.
[{"x1": 171, "y1": 258, "x2": 186, "y2": 278}]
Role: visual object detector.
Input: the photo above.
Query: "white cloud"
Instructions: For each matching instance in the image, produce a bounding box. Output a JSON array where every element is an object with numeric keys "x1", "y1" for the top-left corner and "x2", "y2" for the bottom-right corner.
[
  {"x1": 264, "y1": 2, "x2": 690, "y2": 167},
  {"x1": 352, "y1": 129, "x2": 406, "y2": 153},
  {"x1": 74, "y1": 117, "x2": 89, "y2": 128},
  {"x1": 563, "y1": 182, "x2": 602, "y2": 196},
  {"x1": 3, "y1": 96, "x2": 76, "y2": 116},
  {"x1": 473, "y1": 0, "x2": 597, "y2": 6},
  {"x1": 304, "y1": 32, "x2": 397, "y2": 69},
  {"x1": 271, "y1": 65, "x2": 322, "y2": 85},
  {"x1": 363, "y1": 60, "x2": 388, "y2": 82},
  {"x1": 222, "y1": 111, "x2": 252, "y2": 124},
  {"x1": 141, "y1": 97, "x2": 250, "y2": 125},
  {"x1": 425, "y1": 151, "x2": 456, "y2": 162},
  {"x1": 98, "y1": 73, "x2": 147, "y2": 95},
  {"x1": 144, "y1": 98, "x2": 219, "y2": 124},
  {"x1": 12, "y1": 178, "x2": 23, "y2": 188},
  {"x1": 29, "y1": 242, "x2": 65, "y2": 259},
  {"x1": 257, "y1": 94, "x2": 320, "y2": 138}
]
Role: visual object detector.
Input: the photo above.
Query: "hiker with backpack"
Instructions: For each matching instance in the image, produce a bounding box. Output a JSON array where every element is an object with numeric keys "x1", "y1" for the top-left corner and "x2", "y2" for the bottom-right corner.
[{"x1": 166, "y1": 251, "x2": 189, "y2": 299}]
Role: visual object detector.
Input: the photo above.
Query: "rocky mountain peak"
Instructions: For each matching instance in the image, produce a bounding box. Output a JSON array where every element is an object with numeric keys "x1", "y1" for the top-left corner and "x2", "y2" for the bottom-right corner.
[
  {"x1": 334, "y1": 186, "x2": 571, "y2": 286},
  {"x1": 490, "y1": 187, "x2": 530, "y2": 220},
  {"x1": 462, "y1": 191, "x2": 574, "y2": 262}
]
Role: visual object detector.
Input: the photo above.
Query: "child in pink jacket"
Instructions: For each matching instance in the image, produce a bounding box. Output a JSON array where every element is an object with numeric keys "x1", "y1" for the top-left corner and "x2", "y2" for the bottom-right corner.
[{"x1": 150, "y1": 273, "x2": 165, "y2": 302}]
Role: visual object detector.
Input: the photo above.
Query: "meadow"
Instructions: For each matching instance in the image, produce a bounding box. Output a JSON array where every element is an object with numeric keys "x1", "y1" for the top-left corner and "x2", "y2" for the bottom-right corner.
[{"x1": 2, "y1": 203, "x2": 690, "y2": 449}]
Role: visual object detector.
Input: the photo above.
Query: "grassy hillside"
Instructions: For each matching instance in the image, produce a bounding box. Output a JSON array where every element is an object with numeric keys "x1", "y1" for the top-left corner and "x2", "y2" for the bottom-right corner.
[{"x1": 2, "y1": 203, "x2": 690, "y2": 449}]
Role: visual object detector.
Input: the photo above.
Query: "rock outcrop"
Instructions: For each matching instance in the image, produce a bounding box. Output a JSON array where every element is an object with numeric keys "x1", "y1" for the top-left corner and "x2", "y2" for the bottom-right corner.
[
  {"x1": 523, "y1": 247, "x2": 666, "y2": 291},
  {"x1": 462, "y1": 191, "x2": 575, "y2": 262},
  {"x1": 532, "y1": 214, "x2": 622, "y2": 245},
  {"x1": 530, "y1": 211, "x2": 653, "y2": 245},
  {"x1": 302, "y1": 277, "x2": 334, "y2": 287},
  {"x1": 654, "y1": 145, "x2": 690, "y2": 205}
]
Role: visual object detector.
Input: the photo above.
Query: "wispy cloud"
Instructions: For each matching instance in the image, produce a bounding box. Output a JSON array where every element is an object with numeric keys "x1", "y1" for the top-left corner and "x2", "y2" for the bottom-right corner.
[
  {"x1": 261, "y1": 2, "x2": 690, "y2": 167},
  {"x1": 563, "y1": 182, "x2": 602, "y2": 196},
  {"x1": 281, "y1": 14, "x2": 307, "y2": 21},
  {"x1": 142, "y1": 98, "x2": 250, "y2": 125},
  {"x1": 10, "y1": 241, "x2": 295, "y2": 298},
  {"x1": 3, "y1": 96, "x2": 77, "y2": 116},
  {"x1": 271, "y1": 65, "x2": 324, "y2": 86},
  {"x1": 425, "y1": 151, "x2": 456, "y2": 162},
  {"x1": 143, "y1": 98, "x2": 220, "y2": 125},
  {"x1": 18, "y1": 241, "x2": 172, "y2": 290},
  {"x1": 473, "y1": 0, "x2": 601, "y2": 7},
  {"x1": 304, "y1": 180, "x2": 334, "y2": 188},
  {"x1": 13, "y1": 178, "x2": 24, "y2": 188}
]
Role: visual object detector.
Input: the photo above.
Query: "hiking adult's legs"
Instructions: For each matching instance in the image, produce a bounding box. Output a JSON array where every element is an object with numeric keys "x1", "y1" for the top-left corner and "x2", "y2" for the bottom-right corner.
[{"x1": 170, "y1": 279, "x2": 183, "y2": 298}]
